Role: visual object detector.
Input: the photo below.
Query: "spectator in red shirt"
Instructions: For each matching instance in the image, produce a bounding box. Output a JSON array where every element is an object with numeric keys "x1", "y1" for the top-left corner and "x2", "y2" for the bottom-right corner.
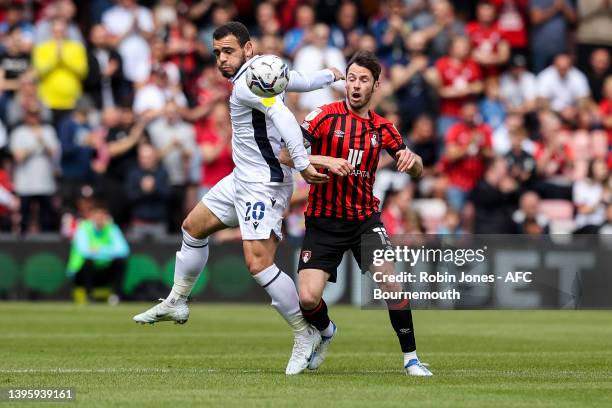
[
  {"x1": 197, "y1": 101, "x2": 233, "y2": 198},
  {"x1": 166, "y1": 20, "x2": 208, "y2": 96},
  {"x1": 466, "y1": 1, "x2": 511, "y2": 78},
  {"x1": 430, "y1": 35, "x2": 484, "y2": 142},
  {"x1": 490, "y1": 0, "x2": 529, "y2": 52},
  {"x1": 381, "y1": 187, "x2": 413, "y2": 236},
  {"x1": 533, "y1": 110, "x2": 574, "y2": 199},
  {"x1": 600, "y1": 76, "x2": 612, "y2": 144},
  {"x1": 442, "y1": 101, "x2": 493, "y2": 210},
  {"x1": 0, "y1": 168, "x2": 18, "y2": 231}
]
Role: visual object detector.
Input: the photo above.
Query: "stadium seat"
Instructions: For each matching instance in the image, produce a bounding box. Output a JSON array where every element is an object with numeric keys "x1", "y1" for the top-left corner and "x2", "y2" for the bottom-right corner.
[
  {"x1": 23, "y1": 253, "x2": 66, "y2": 295},
  {"x1": 538, "y1": 200, "x2": 574, "y2": 222},
  {"x1": 0, "y1": 252, "x2": 20, "y2": 293},
  {"x1": 412, "y1": 199, "x2": 447, "y2": 233},
  {"x1": 123, "y1": 255, "x2": 161, "y2": 295}
]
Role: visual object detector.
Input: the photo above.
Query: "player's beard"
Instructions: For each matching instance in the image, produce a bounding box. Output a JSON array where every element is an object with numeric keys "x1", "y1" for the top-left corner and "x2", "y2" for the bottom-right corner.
[
  {"x1": 347, "y1": 84, "x2": 374, "y2": 112},
  {"x1": 219, "y1": 52, "x2": 247, "y2": 79}
]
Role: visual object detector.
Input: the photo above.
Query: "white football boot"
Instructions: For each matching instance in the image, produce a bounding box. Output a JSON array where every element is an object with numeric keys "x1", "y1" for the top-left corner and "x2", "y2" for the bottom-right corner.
[
  {"x1": 404, "y1": 359, "x2": 433, "y2": 376},
  {"x1": 132, "y1": 299, "x2": 189, "y2": 325},
  {"x1": 308, "y1": 322, "x2": 337, "y2": 370},
  {"x1": 285, "y1": 326, "x2": 321, "y2": 375}
]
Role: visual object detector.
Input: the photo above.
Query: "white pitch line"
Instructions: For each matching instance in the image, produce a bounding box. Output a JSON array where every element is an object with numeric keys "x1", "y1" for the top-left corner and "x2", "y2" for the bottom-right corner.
[
  {"x1": 0, "y1": 368, "x2": 404, "y2": 374},
  {"x1": 0, "y1": 368, "x2": 217, "y2": 374},
  {"x1": 1, "y1": 368, "x2": 604, "y2": 376}
]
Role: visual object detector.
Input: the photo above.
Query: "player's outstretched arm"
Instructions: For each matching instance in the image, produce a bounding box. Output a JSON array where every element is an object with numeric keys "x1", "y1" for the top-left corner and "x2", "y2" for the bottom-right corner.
[
  {"x1": 286, "y1": 68, "x2": 345, "y2": 92},
  {"x1": 279, "y1": 148, "x2": 354, "y2": 177},
  {"x1": 236, "y1": 85, "x2": 329, "y2": 183},
  {"x1": 266, "y1": 100, "x2": 330, "y2": 184}
]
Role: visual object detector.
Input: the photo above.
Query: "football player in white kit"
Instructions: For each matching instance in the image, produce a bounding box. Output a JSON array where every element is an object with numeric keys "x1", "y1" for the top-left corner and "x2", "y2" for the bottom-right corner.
[{"x1": 133, "y1": 22, "x2": 347, "y2": 375}]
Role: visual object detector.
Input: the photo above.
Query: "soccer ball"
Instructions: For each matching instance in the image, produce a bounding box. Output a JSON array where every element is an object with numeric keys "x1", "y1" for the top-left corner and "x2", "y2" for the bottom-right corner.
[{"x1": 245, "y1": 55, "x2": 289, "y2": 98}]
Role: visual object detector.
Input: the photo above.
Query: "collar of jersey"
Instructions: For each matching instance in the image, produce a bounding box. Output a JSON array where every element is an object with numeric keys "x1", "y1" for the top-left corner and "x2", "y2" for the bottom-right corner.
[
  {"x1": 231, "y1": 55, "x2": 262, "y2": 84},
  {"x1": 342, "y1": 100, "x2": 373, "y2": 122}
]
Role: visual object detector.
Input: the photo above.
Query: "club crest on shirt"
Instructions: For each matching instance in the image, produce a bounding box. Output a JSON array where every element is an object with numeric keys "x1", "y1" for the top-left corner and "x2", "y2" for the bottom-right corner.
[
  {"x1": 301, "y1": 250, "x2": 312, "y2": 263},
  {"x1": 370, "y1": 132, "x2": 378, "y2": 146}
]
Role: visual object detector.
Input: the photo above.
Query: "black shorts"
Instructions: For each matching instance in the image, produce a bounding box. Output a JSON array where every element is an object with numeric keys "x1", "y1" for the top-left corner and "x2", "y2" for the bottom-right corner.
[{"x1": 297, "y1": 213, "x2": 392, "y2": 283}]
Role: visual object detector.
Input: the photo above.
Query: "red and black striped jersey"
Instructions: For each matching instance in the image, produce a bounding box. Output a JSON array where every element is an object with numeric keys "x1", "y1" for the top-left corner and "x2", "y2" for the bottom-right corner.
[{"x1": 301, "y1": 100, "x2": 406, "y2": 220}]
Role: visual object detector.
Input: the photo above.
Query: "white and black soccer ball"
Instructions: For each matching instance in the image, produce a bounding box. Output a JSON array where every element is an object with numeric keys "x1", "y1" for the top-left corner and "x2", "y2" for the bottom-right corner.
[{"x1": 245, "y1": 55, "x2": 289, "y2": 98}]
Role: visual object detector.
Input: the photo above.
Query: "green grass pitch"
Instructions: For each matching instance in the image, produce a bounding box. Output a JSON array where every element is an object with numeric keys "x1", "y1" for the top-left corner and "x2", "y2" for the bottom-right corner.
[{"x1": 1, "y1": 303, "x2": 611, "y2": 407}]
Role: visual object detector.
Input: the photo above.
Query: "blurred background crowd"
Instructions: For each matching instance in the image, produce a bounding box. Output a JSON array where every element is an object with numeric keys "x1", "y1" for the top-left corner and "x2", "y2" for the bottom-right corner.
[{"x1": 0, "y1": 0, "x2": 611, "y2": 242}]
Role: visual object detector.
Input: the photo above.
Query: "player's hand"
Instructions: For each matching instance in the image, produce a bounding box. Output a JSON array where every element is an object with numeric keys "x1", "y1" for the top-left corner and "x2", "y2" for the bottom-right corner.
[
  {"x1": 324, "y1": 157, "x2": 354, "y2": 176},
  {"x1": 300, "y1": 164, "x2": 330, "y2": 184},
  {"x1": 329, "y1": 67, "x2": 345, "y2": 81},
  {"x1": 396, "y1": 148, "x2": 423, "y2": 177}
]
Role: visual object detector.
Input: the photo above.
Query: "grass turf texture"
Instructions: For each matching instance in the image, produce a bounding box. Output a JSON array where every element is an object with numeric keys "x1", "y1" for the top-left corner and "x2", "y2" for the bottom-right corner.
[{"x1": 1, "y1": 304, "x2": 611, "y2": 407}]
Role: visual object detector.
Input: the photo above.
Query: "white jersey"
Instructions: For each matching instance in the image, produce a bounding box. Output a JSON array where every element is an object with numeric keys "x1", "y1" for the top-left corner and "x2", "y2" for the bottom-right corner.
[{"x1": 228, "y1": 55, "x2": 335, "y2": 183}]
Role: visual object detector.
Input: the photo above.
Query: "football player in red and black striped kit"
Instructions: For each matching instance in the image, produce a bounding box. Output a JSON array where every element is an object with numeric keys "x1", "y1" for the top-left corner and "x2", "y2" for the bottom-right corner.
[{"x1": 281, "y1": 51, "x2": 432, "y2": 376}]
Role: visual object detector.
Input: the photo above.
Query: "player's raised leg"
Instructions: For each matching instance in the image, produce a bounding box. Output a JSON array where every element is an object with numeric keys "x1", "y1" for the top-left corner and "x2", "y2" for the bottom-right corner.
[
  {"x1": 243, "y1": 237, "x2": 321, "y2": 375},
  {"x1": 298, "y1": 268, "x2": 337, "y2": 370},
  {"x1": 132, "y1": 202, "x2": 228, "y2": 324}
]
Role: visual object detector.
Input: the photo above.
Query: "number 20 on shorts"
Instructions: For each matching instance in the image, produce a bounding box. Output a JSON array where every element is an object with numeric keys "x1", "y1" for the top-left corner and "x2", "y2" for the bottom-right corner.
[{"x1": 244, "y1": 201, "x2": 266, "y2": 222}]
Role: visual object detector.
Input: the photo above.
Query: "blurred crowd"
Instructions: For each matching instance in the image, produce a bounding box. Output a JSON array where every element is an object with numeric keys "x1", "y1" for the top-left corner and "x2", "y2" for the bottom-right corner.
[{"x1": 0, "y1": 0, "x2": 611, "y2": 240}]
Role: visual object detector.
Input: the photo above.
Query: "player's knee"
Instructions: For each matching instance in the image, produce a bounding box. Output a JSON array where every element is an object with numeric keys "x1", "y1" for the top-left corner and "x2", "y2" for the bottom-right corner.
[
  {"x1": 182, "y1": 213, "x2": 206, "y2": 240},
  {"x1": 245, "y1": 257, "x2": 271, "y2": 275},
  {"x1": 299, "y1": 286, "x2": 321, "y2": 310}
]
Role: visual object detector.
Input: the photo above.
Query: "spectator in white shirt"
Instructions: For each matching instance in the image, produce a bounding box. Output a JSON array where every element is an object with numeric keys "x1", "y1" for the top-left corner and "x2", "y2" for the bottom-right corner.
[
  {"x1": 102, "y1": 0, "x2": 154, "y2": 84},
  {"x1": 537, "y1": 53, "x2": 590, "y2": 121},
  {"x1": 147, "y1": 101, "x2": 197, "y2": 232},
  {"x1": 500, "y1": 54, "x2": 537, "y2": 115},
  {"x1": 34, "y1": 0, "x2": 84, "y2": 44},
  {"x1": 9, "y1": 106, "x2": 60, "y2": 233},
  {"x1": 573, "y1": 158, "x2": 609, "y2": 233},
  {"x1": 293, "y1": 23, "x2": 346, "y2": 111},
  {"x1": 133, "y1": 65, "x2": 187, "y2": 121}
]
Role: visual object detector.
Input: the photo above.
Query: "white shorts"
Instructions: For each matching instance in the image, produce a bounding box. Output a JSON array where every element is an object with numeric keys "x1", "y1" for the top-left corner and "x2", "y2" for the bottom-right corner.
[{"x1": 202, "y1": 172, "x2": 293, "y2": 240}]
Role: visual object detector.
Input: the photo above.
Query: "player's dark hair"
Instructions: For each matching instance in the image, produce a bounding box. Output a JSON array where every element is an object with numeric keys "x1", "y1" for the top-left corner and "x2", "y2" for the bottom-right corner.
[
  {"x1": 213, "y1": 22, "x2": 251, "y2": 47},
  {"x1": 346, "y1": 51, "x2": 381, "y2": 82}
]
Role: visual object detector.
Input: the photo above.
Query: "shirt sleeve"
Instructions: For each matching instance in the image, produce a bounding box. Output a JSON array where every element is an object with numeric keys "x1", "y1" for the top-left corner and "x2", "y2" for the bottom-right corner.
[
  {"x1": 573, "y1": 71, "x2": 590, "y2": 99},
  {"x1": 96, "y1": 225, "x2": 130, "y2": 259},
  {"x1": 73, "y1": 224, "x2": 95, "y2": 259},
  {"x1": 9, "y1": 128, "x2": 26, "y2": 152},
  {"x1": 381, "y1": 122, "x2": 406, "y2": 155},
  {"x1": 0, "y1": 184, "x2": 14, "y2": 208},
  {"x1": 523, "y1": 73, "x2": 537, "y2": 101},
  {"x1": 445, "y1": 124, "x2": 459, "y2": 144},
  {"x1": 536, "y1": 72, "x2": 552, "y2": 98},
  {"x1": 138, "y1": 8, "x2": 155, "y2": 33},
  {"x1": 482, "y1": 126, "x2": 493, "y2": 148},
  {"x1": 470, "y1": 61, "x2": 483, "y2": 81},
  {"x1": 62, "y1": 42, "x2": 88, "y2": 79},
  {"x1": 286, "y1": 69, "x2": 335, "y2": 92},
  {"x1": 300, "y1": 107, "x2": 329, "y2": 145},
  {"x1": 237, "y1": 88, "x2": 310, "y2": 171}
]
